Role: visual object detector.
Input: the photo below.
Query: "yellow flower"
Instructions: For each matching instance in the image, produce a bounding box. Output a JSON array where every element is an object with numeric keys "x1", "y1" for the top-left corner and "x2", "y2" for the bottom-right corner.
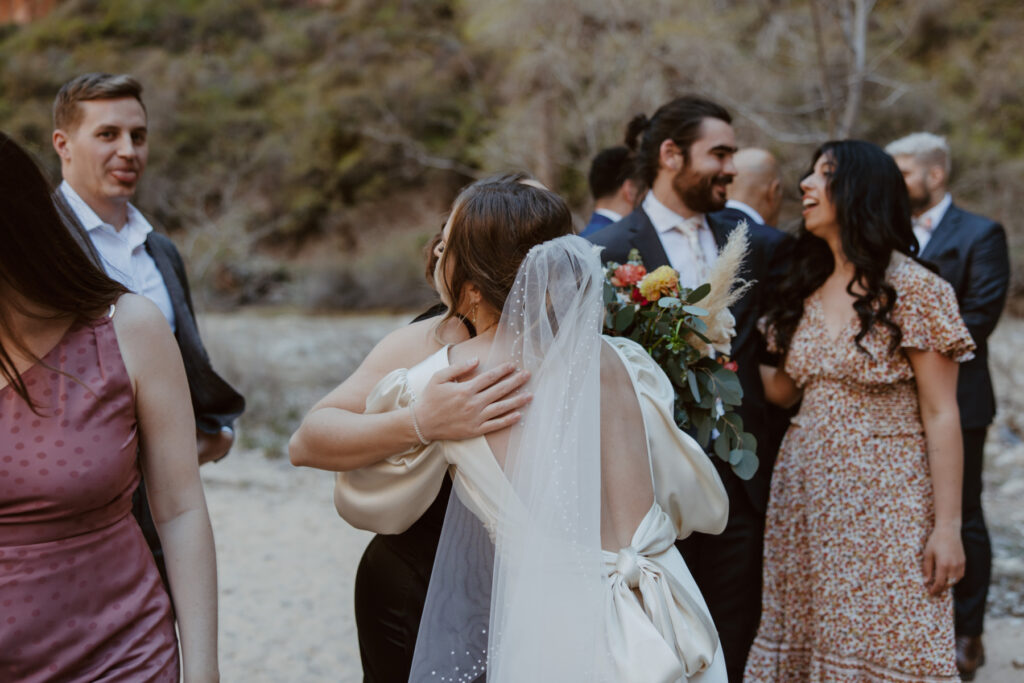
[{"x1": 638, "y1": 265, "x2": 679, "y2": 301}]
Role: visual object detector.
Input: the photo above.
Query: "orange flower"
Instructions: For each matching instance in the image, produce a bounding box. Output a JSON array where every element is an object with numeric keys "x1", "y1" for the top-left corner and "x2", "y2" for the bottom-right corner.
[
  {"x1": 611, "y1": 263, "x2": 647, "y2": 287},
  {"x1": 638, "y1": 265, "x2": 679, "y2": 301}
]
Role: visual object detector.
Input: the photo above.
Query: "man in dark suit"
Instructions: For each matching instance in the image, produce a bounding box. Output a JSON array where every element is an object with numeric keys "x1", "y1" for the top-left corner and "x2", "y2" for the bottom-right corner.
[
  {"x1": 888, "y1": 132, "x2": 1010, "y2": 681},
  {"x1": 714, "y1": 148, "x2": 783, "y2": 231},
  {"x1": 52, "y1": 73, "x2": 244, "y2": 582},
  {"x1": 590, "y1": 95, "x2": 787, "y2": 682},
  {"x1": 580, "y1": 146, "x2": 637, "y2": 237}
]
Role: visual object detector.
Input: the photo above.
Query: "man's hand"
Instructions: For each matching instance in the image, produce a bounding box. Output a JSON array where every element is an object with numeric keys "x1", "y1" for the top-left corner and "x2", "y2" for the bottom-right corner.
[{"x1": 197, "y1": 426, "x2": 235, "y2": 465}]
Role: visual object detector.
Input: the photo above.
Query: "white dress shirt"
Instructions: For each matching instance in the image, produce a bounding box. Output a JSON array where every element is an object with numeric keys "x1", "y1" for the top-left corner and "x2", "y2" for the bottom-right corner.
[
  {"x1": 913, "y1": 193, "x2": 952, "y2": 253},
  {"x1": 643, "y1": 192, "x2": 718, "y2": 290},
  {"x1": 59, "y1": 181, "x2": 176, "y2": 332},
  {"x1": 724, "y1": 199, "x2": 765, "y2": 226},
  {"x1": 594, "y1": 207, "x2": 623, "y2": 222}
]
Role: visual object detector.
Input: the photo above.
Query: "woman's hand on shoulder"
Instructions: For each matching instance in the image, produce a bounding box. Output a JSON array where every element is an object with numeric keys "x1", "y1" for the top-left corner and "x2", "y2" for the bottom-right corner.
[{"x1": 415, "y1": 359, "x2": 532, "y2": 441}]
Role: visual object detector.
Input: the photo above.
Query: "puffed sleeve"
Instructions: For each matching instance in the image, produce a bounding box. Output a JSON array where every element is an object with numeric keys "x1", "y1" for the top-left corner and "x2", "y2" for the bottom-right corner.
[
  {"x1": 894, "y1": 261, "x2": 976, "y2": 362},
  {"x1": 605, "y1": 337, "x2": 729, "y2": 539},
  {"x1": 333, "y1": 367, "x2": 450, "y2": 534}
]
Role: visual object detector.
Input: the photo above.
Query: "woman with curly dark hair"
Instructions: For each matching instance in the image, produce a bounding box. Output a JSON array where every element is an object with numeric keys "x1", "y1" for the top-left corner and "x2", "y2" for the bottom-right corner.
[{"x1": 744, "y1": 141, "x2": 973, "y2": 682}]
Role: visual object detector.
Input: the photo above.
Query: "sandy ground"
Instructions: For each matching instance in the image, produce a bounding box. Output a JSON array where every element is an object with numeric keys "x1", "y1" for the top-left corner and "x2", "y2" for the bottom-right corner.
[{"x1": 199, "y1": 311, "x2": 1024, "y2": 682}]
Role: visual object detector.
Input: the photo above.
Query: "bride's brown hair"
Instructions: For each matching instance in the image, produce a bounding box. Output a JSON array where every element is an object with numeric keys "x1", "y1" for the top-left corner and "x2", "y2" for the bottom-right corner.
[{"x1": 437, "y1": 173, "x2": 573, "y2": 327}]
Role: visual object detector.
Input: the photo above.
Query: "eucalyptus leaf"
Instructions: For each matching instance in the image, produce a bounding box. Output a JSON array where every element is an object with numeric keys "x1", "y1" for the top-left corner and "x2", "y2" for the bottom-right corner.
[
  {"x1": 728, "y1": 448, "x2": 746, "y2": 465},
  {"x1": 713, "y1": 437, "x2": 730, "y2": 462},
  {"x1": 614, "y1": 305, "x2": 635, "y2": 331},
  {"x1": 696, "y1": 414, "x2": 713, "y2": 448},
  {"x1": 658, "y1": 296, "x2": 681, "y2": 308},
  {"x1": 686, "y1": 369, "x2": 700, "y2": 402},
  {"x1": 687, "y1": 283, "x2": 711, "y2": 303},
  {"x1": 741, "y1": 432, "x2": 758, "y2": 453},
  {"x1": 689, "y1": 318, "x2": 708, "y2": 334},
  {"x1": 690, "y1": 329, "x2": 712, "y2": 343},
  {"x1": 681, "y1": 305, "x2": 709, "y2": 316},
  {"x1": 603, "y1": 281, "x2": 616, "y2": 305},
  {"x1": 732, "y1": 451, "x2": 759, "y2": 480}
]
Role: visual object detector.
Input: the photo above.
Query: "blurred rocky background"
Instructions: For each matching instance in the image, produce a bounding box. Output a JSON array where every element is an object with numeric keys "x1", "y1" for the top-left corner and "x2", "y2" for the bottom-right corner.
[{"x1": 2, "y1": 0, "x2": 1022, "y2": 312}]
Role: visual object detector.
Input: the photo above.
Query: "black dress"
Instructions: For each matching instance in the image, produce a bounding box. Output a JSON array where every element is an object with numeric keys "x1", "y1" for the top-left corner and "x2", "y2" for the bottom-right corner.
[
  {"x1": 355, "y1": 303, "x2": 459, "y2": 682},
  {"x1": 355, "y1": 477, "x2": 451, "y2": 682}
]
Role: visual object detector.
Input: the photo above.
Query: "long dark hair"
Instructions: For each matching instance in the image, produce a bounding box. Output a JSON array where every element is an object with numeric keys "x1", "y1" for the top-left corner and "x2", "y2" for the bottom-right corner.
[
  {"x1": 0, "y1": 132, "x2": 128, "y2": 409},
  {"x1": 762, "y1": 140, "x2": 917, "y2": 356},
  {"x1": 624, "y1": 95, "x2": 732, "y2": 192}
]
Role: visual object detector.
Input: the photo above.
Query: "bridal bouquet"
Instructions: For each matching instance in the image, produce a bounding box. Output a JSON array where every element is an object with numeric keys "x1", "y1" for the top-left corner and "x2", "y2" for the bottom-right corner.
[{"x1": 602, "y1": 223, "x2": 758, "y2": 480}]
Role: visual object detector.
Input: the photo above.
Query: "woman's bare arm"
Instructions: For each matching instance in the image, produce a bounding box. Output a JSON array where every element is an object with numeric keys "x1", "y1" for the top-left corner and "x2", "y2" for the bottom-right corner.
[
  {"x1": 907, "y1": 347, "x2": 965, "y2": 596},
  {"x1": 760, "y1": 363, "x2": 801, "y2": 409},
  {"x1": 289, "y1": 318, "x2": 531, "y2": 472},
  {"x1": 115, "y1": 295, "x2": 218, "y2": 683}
]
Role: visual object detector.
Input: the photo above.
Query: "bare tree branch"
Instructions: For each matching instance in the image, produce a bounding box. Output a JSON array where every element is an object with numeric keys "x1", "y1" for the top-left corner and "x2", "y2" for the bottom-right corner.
[
  {"x1": 361, "y1": 127, "x2": 482, "y2": 178},
  {"x1": 809, "y1": 0, "x2": 838, "y2": 137},
  {"x1": 838, "y1": 0, "x2": 873, "y2": 137}
]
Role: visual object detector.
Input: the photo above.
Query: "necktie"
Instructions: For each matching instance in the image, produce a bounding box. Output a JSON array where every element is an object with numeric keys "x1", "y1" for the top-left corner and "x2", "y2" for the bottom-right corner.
[
  {"x1": 912, "y1": 215, "x2": 933, "y2": 232},
  {"x1": 675, "y1": 216, "x2": 710, "y2": 284}
]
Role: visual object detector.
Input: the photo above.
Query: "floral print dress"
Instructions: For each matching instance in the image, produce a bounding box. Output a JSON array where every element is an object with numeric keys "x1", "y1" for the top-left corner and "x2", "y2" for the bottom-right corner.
[{"x1": 744, "y1": 255, "x2": 975, "y2": 683}]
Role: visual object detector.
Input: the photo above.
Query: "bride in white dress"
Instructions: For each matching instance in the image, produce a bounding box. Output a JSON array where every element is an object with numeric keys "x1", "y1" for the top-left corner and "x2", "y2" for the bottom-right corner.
[{"x1": 298, "y1": 177, "x2": 728, "y2": 682}]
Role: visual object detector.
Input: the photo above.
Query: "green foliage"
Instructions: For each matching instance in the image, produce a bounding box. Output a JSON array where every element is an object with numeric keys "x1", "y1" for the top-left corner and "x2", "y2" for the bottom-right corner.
[
  {"x1": 603, "y1": 256, "x2": 759, "y2": 480},
  {"x1": 1, "y1": 0, "x2": 1023, "y2": 309}
]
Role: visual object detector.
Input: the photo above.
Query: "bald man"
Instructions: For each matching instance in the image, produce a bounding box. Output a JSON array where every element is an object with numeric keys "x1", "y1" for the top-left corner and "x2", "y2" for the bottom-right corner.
[{"x1": 715, "y1": 148, "x2": 783, "y2": 228}]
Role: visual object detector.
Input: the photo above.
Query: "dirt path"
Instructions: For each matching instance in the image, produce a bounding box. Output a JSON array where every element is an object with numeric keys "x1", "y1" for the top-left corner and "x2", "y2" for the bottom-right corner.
[{"x1": 202, "y1": 455, "x2": 371, "y2": 682}]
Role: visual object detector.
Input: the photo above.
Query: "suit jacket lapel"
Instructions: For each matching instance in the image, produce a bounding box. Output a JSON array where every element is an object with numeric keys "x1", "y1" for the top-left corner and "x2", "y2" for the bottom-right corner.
[
  {"x1": 921, "y1": 204, "x2": 961, "y2": 259},
  {"x1": 707, "y1": 213, "x2": 733, "y2": 250},
  {"x1": 145, "y1": 237, "x2": 199, "y2": 342},
  {"x1": 629, "y1": 210, "x2": 671, "y2": 269}
]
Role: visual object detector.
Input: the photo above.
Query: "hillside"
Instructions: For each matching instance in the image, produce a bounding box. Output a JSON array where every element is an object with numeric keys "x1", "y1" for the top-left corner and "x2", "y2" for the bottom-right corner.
[{"x1": 2, "y1": 0, "x2": 1021, "y2": 309}]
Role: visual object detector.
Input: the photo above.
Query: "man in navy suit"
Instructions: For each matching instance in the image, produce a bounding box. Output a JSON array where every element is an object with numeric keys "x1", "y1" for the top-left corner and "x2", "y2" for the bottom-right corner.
[
  {"x1": 887, "y1": 132, "x2": 1010, "y2": 681},
  {"x1": 590, "y1": 96, "x2": 787, "y2": 682},
  {"x1": 713, "y1": 148, "x2": 783, "y2": 231},
  {"x1": 580, "y1": 146, "x2": 637, "y2": 237}
]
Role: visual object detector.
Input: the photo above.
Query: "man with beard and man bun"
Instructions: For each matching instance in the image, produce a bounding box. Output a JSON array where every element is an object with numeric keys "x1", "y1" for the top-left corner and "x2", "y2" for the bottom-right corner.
[
  {"x1": 886, "y1": 132, "x2": 1010, "y2": 681},
  {"x1": 589, "y1": 95, "x2": 787, "y2": 682}
]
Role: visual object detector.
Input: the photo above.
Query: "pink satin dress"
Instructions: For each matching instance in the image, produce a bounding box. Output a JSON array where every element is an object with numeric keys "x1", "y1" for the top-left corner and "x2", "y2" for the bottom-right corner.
[{"x1": 0, "y1": 314, "x2": 178, "y2": 682}]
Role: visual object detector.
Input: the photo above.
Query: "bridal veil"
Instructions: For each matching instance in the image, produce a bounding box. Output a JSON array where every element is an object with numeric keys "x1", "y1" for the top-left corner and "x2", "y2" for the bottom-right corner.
[{"x1": 409, "y1": 235, "x2": 669, "y2": 682}]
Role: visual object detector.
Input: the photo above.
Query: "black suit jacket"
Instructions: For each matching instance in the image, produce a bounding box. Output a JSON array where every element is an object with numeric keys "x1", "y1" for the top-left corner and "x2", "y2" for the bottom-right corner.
[
  {"x1": 589, "y1": 207, "x2": 788, "y2": 513},
  {"x1": 145, "y1": 233, "x2": 245, "y2": 434},
  {"x1": 920, "y1": 204, "x2": 1009, "y2": 429}
]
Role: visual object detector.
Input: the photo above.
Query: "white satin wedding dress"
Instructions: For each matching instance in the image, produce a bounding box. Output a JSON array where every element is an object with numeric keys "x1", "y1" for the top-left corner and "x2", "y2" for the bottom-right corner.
[{"x1": 335, "y1": 236, "x2": 729, "y2": 683}]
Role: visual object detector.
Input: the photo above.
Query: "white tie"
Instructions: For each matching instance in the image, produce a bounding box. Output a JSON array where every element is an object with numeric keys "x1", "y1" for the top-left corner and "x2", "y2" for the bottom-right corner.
[{"x1": 675, "y1": 216, "x2": 710, "y2": 284}]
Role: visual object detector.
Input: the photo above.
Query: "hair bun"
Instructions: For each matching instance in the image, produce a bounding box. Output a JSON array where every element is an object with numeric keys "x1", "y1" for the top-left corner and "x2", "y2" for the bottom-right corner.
[{"x1": 624, "y1": 114, "x2": 650, "y2": 150}]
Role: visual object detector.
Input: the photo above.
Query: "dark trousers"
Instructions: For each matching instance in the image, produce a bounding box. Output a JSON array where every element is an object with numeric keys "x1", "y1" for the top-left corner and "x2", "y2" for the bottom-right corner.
[
  {"x1": 677, "y1": 472, "x2": 764, "y2": 683},
  {"x1": 955, "y1": 427, "x2": 992, "y2": 637}
]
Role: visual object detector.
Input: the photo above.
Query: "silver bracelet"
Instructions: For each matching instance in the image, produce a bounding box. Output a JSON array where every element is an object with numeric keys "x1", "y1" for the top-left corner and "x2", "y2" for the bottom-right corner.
[{"x1": 409, "y1": 402, "x2": 430, "y2": 446}]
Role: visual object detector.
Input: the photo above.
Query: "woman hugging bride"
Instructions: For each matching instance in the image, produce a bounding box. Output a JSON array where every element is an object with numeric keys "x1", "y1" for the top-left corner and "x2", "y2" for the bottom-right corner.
[{"x1": 290, "y1": 174, "x2": 729, "y2": 683}]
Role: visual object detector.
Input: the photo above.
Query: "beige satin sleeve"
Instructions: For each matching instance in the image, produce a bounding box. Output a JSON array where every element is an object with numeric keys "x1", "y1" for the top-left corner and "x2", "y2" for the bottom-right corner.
[
  {"x1": 605, "y1": 337, "x2": 729, "y2": 539},
  {"x1": 333, "y1": 348, "x2": 452, "y2": 535}
]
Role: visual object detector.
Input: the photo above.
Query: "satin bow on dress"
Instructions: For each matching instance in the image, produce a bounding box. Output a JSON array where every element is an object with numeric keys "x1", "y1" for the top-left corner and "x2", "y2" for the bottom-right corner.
[
  {"x1": 334, "y1": 336, "x2": 730, "y2": 682},
  {"x1": 604, "y1": 505, "x2": 719, "y2": 682}
]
